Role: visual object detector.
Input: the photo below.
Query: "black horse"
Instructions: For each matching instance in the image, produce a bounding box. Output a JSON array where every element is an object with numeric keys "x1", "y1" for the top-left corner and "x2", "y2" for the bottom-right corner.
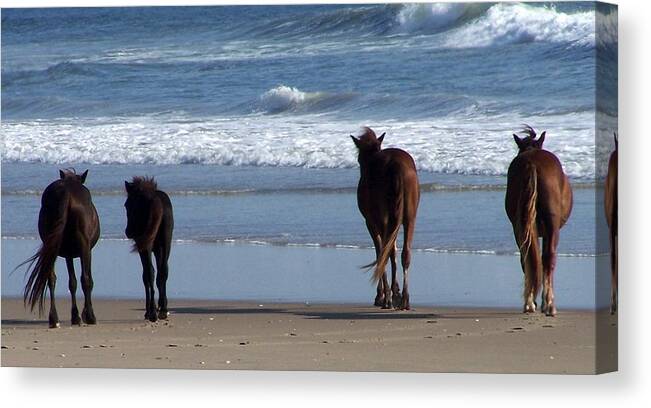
[
  {"x1": 20, "y1": 169, "x2": 100, "y2": 328},
  {"x1": 124, "y1": 176, "x2": 174, "y2": 322}
]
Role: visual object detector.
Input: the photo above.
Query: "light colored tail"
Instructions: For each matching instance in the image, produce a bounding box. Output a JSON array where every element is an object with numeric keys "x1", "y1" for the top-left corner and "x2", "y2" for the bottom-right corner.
[
  {"x1": 372, "y1": 175, "x2": 404, "y2": 283},
  {"x1": 518, "y1": 163, "x2": 542, "y2": 300},
  {"x1": 21, "y1": 194, "x2": 69, "y2": 314}
]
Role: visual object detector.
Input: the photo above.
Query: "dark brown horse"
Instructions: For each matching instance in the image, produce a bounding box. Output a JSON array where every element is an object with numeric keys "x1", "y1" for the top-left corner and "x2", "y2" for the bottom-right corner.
[
  {"x1": 351, "y1": 127, "x2": 420, "y2": 310},
  {"x1": 125, "y1": 177, "x2": 174, "y2": 322},
  {"x1": 505, "y1": 126, "x2": 573, "y2": 316},
  {"x1": 605, "y1": 133, "x2": 618, "y2": 314},
  {"x1": 19, "y1": 169, "x2": 100, "y2": 328}
]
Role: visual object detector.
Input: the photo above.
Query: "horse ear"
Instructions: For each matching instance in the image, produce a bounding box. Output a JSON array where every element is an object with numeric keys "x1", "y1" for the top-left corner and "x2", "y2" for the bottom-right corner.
[
  {"x1": 536, "y1": 131, "x2": 546, "y2": 147},
  {"x1": 59, "y1": 170, "x2": 65, "y2": 179},
  {"x1": 378, "y1": 132, "x2": 385, "y2": 144},
  {"x1": 80, "y1": 170, "x2": 88, "y2": 184},
  {"x1": 350, "y1": 135, "x2": 361, "y2": 148},
  {"x1": 125, "y1": 180, "x2": 132, "y2": 193},
  {"x1": 614, "y1": 132, "x2": 618, "y2": 148},
  {"x1": 513, "y1": 134, "x2": 523, "y2": 147}
]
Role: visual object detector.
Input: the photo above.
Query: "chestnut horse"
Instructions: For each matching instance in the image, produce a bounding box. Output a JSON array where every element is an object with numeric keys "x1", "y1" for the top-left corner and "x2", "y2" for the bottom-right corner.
[
  {"x1": 505, "y1": 126, "x2": 572, "y2": 316},
  {"x1": 351, "y1": 127, "x2": 419, "y2": 310},
  {"x1": 19, "y1": 169, "x2": 100, "y2": 328},
  {"x1": 124, "y1": 177, "x2": 174, "y2": 322},
  {"x1": 605, "y1": 133, "x2": 618, "y2": 314}
]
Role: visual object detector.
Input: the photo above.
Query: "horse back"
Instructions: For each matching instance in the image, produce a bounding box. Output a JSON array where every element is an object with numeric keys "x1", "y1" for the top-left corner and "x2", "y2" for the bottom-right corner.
[
  {"x1": 507, "y1": 150, "x2": 572, "y2": 227},
  {"x1": 67, "y1": 183, "x2": 100, "y2": 248},
  {"x1": 357, "y1": 148, "x2": 419, "y2": 224},
  {"x1": 383, "y1": 148, "x2": 420, "y2": 214},
  {"x1": 40, "y1": 179, "x2": 99, "y2": 257}
]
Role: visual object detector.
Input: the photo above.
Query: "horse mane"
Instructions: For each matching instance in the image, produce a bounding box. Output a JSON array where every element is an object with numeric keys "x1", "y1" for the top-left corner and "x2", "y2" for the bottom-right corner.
[
  {"x1": 520, "y1": 124, "x2": 537, "y2": 139},
  {"x1": 60, "y1": 168, "x2": 78, "y2": 179},
  {"x1": 358, "y1": 126, "x2": 377, "y2": 141},
  {"x1": 130, "y1": 176, "x2": 158, "y2": 195}
]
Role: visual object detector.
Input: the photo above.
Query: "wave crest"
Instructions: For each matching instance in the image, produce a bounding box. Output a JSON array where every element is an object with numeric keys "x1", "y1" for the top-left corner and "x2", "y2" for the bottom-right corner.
[
  {"x1": 260, "y1": 85, "x2": 308, "y2": 113},
  {"x1": 444, "y1": 3, "x2": 595, "y2": 48},
  {"x1": 395, "y1": 3, "x2": 487, "y2": 33}
]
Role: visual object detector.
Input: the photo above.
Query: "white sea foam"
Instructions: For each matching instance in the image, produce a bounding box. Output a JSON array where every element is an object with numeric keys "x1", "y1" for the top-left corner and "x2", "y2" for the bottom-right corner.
[
  {"x1": 396, "y1": 3, "x2": 469, "y2": 33},
  {"x1": 1, "y1": 109, "x2": 601, "y2": 179},
  {"x1": 260, "y1": 86, "x2": 307, "y2": 113},
  {"x1": 443, "y1": 3, "x2": 595, "y2": 49}
]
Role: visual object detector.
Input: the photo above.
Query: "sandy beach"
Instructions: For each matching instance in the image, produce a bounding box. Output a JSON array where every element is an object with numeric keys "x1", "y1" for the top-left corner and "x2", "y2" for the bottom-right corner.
[{"x1": 1, "y1": 297, "x2": 617, "y2": 373}]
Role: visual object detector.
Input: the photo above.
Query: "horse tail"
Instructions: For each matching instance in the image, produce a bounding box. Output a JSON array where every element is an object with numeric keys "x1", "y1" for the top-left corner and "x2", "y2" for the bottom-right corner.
[
  {"x1": 372, "y1": 172, "x2": 404, "y2": 283},
  {"x1": 518, "y1": 162, "x2": 542, "y2": 299},
  {"x1": 21, "y1": 194, "x2": 69, "y2": 314},
  {"x1": 133, "y1": 199, "x2": 163, "y2": 253}
]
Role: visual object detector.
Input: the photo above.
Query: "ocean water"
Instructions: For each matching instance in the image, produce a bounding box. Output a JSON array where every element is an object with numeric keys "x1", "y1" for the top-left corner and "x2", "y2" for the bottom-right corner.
[{"x1": 0, "y1": 3, "x2": 617, "y2": 306}]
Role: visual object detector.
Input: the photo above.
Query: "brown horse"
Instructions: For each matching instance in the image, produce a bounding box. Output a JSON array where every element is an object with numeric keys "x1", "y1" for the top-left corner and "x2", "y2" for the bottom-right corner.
[
  {"x1": 351, "y1": 127, "x2": 420, "y2": 310},
  {"x1": 19, "y1": 169, "x2": 100, "y2": 328},
  {"x1": 124, "y1": 177, "x2": 174, "y2": 322},
  {"x1": 505, "y1": 126, "x2": 573, "y2": 316},
  {"x1": 605, "y1": 133, "x2": 618, "y2": 314}
]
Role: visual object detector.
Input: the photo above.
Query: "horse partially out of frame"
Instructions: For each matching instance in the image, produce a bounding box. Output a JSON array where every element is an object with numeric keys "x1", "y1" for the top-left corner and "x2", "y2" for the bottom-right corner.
[
  {"x1": 505, "y1": 126, "x2": 573, "y2": 316},
  {"x1": 605, "y1": 133, "x2": 618, "y2": 314},
  {"x1": 351, "y1": 127, "x2": 420, "y2": 310}
]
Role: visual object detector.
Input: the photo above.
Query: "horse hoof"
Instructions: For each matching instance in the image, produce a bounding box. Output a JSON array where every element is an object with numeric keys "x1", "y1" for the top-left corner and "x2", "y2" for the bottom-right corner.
[
  {"x1": 545, "y1": 306, "x2": 557, "y2": 317},
  {"x1": 523, "y1": 304, "x2": 536, "y2": 313},
  {"x1": 157, "y1": 310, "x2": 169, "y2": 320},
  {"x1": 82, "y1": 311, "x2": 97, "y2": 325},
  {"x1": 49, "y1": 321, "x2": 60, "y2": 329},
  {"x1": 71, "y1": 316, "x2": 81, "y2": 326}
]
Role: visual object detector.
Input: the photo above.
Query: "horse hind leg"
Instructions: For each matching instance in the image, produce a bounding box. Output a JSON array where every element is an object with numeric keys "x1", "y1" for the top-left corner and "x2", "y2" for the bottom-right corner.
[
  {"x1": 522, "y1": 260, "x2": 537, "y2": 313},
  {"x1": 80, "y1": 246, "x2": 97, "y2": 325},
  {"x1": 374, "y1": 279, "x2": 385, "y2": 307},
  {"x1": 518, "y1": 239, "x2": 538, "y2": 314},
  {"x1": 514, "y1": 224, "x2": 540, "y2": 314},
  {"x1": 398, "y1": 219, "x2": 415, "y2": 311},
  {"x1": 611, "y1": 234, "x2": 618, "y2": 314},
  {"x1": 66, "y1": 257, "x2": 81, "y2": 325},
  {"x1": 139, "y1": 250, "x2": 157, "y2": 322},
  {"x1": 542, "y1": 228, "x2": 560, "y2": 317},
  {"x1": 381, "y1": 271, "x2": 392, "y2": 309},
  {"x1": 390, "y1": 243, "x2": 402, "y2": 307},
  {"x1": 48, "y1": 271, "x2": 60, "y2": 328},
  {"x1": 369, "y1": 230, "x2": 385, "y2": 307},
  {"x1": 154, "y1": 244, "x2": 170, "y2": 320}
]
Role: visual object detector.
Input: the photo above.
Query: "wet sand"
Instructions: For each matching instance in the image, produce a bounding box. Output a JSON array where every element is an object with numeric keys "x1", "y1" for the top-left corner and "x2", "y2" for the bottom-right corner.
[{"x1": 1, "y1": 297, "x2": 617, "y2": 373}]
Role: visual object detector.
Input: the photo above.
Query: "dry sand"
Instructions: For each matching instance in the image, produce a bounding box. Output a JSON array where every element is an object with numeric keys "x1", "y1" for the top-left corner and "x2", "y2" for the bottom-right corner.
[{"x1": 1, "y1": 297, "x2": 617, "y2": 373}]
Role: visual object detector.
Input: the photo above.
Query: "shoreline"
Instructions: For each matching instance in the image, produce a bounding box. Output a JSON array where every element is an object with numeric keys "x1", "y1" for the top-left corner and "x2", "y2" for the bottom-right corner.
[
  {"x1": 2, "y1": 238, "x2": 606, "y2": 309},
  {"x1": 0, "y1": 295, "x2": 606, "y2": 313},
  {"x1": 1, "y1": 297, "x2": 617, "y2": 373}
]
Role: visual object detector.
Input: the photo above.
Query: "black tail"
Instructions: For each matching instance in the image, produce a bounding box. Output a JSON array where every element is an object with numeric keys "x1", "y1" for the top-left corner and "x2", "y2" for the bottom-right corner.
[{"x1": 20, "y1": 195, "x2": 69, "y2": 314}]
